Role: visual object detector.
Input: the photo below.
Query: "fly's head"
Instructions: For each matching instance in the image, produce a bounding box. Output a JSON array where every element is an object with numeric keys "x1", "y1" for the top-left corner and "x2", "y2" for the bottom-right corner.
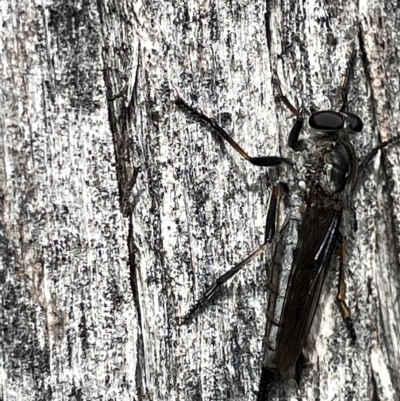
[
  {"x1": 306, "y1": 110, "x2": 363, "y2": 196},
  {"x1": 308, "y1": 110, "x2": 363, "y2": 134}
]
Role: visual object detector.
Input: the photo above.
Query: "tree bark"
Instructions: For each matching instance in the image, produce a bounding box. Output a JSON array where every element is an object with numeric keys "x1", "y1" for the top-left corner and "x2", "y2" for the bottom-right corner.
[{"x1": 1, "y1": 1, "x2": 399, "y2": 401}]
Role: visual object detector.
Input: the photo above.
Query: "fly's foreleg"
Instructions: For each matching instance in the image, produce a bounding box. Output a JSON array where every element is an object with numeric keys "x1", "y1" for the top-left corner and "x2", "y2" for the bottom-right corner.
[
  {"x1": 272, "y1": 78, "x2": 303, "y2": 151},
  {"x1": 183, "y1": 186, "x2": 280, "y2": 322},
  {"x1": 337, "y1": 238, "x2": 357, "y2": 341}
]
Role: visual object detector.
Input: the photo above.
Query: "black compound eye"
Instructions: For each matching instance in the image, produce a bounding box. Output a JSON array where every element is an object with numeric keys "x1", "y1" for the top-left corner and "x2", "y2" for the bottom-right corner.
[
  {"x1": 309, "y1": 111, "x2": 344, "y2": 131},
  {"x1": 341, "y1": 112, "x2": 363, "y2": 132}
]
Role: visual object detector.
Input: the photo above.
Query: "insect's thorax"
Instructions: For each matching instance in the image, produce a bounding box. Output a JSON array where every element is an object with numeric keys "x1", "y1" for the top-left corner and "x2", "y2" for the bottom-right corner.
[{"x1": 282, "y1": 131, "x2": 357, "y2": 203}]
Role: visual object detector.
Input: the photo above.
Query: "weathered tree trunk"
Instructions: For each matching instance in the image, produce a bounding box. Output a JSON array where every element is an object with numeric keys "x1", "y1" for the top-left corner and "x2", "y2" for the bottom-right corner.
[{"x1": 1, "y1": 1, "x2": 399, "y2": 401}]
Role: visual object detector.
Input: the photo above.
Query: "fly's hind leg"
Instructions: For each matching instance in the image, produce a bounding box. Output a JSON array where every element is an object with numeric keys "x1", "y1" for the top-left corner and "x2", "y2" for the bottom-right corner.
[
  {"x1": 337, "y1": 237, "x2": 357, "y2": 341},
  {"x1": 183, "y1": 186, "x2": 280, "y2": 322}
]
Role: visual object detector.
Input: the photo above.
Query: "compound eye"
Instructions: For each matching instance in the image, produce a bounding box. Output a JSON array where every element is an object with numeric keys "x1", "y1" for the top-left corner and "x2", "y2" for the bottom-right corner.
[
  {"x1": 341, "y1": 112, "x2": 363, "y2": 132},
  {"x1": 309, "y1": 111, "x2": 344, "y2": 131}
]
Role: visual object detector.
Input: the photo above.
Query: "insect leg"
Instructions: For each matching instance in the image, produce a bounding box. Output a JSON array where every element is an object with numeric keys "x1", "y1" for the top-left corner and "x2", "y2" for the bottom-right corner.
[
  {"x1": 272, "y1": 79, "x2": 303, "y2": 150},
  {"x1": 257, "y1": 364, "x2": 277, "y2": 401},
  {"x1": 175, "y1": 97, "x2": 287, "y2": 166},
  {"x1": 337, "y1": 238, "x2": 357, "y2": 340},
  {"x1": 339, "y1": 47, "x2": 357, "y2": 112},
  {"x1": 358, "y1": 134, "x2": 400, "y2": 175},
  {"x1": 265, "y1": 5, "x2": 272, "y2": 52},
  {"x1": 183, "y1": 186, "x2": 280, "y2": 322}
]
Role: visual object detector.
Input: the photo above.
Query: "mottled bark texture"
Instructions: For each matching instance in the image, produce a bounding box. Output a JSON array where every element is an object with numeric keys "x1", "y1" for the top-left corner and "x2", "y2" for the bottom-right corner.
[{"x1": 1, "y1": 1, "x2": 399, "y2": 401}]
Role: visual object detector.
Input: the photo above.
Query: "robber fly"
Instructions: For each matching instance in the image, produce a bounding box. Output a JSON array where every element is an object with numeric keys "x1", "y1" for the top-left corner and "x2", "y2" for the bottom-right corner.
[{"x1": 176, "y1": 48, "x2": 398, "y2": 399}]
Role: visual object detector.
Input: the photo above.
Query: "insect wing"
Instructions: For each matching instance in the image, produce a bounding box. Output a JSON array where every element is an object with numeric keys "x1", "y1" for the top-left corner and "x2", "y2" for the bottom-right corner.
[{"x1": 276, "y1": 205, "x2": 342, "y2": 374}]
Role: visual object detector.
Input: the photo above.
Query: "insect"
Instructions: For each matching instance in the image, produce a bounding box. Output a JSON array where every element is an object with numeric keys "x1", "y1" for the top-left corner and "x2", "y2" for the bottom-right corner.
[{"x1": 176, "y1": 48, "x2": 398, "y2": 399}]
